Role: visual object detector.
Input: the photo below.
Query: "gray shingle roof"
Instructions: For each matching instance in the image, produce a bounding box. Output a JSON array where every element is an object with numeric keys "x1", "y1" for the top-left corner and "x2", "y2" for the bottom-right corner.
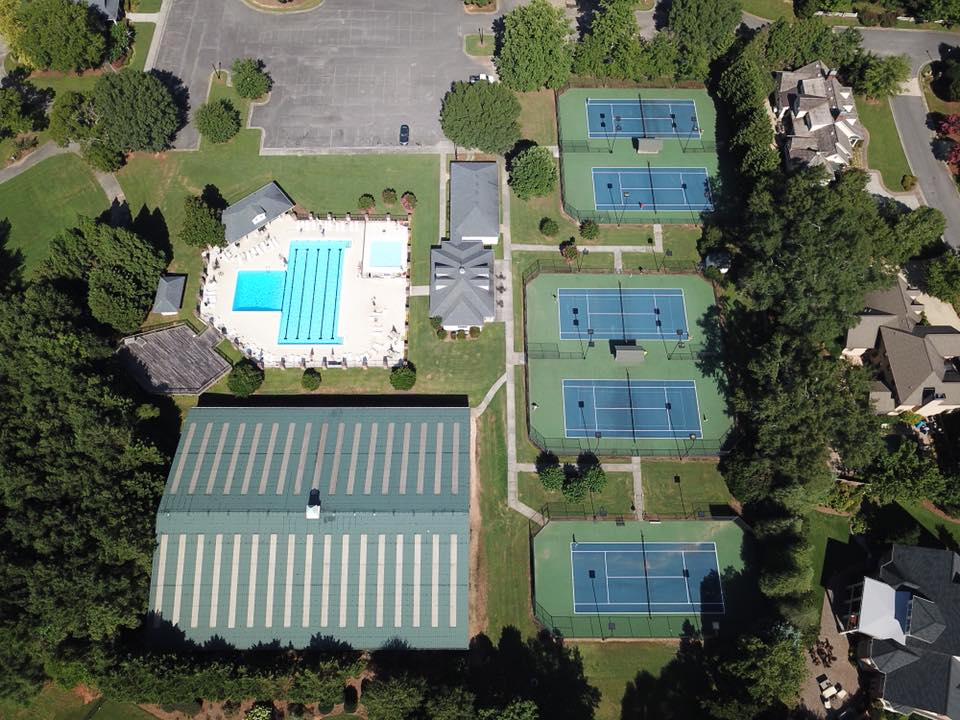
[
  {"x1": 449, "y1": 162, "x2": 499, "y2": 244},
  {"x1": 429, "y1": 240, "x2": 495, "y2": 329},
  {"x1": 846, "y1": 276, "x2": 921, "y2": 350},
  {"x1": 222, "y1": 182, "x2": 294, "y2": 244},
  {"x1": 152, "y1": 274, "x2": 186, "y2": 314},
  {"x1": 82, "y1": 0, "x2": 120, "y2": 20}
]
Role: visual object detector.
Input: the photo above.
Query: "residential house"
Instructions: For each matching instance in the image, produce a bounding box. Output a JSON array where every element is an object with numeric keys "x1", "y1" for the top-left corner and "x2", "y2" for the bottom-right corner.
[
  {"x1": 222, "y1": 181, "x2": 295, "y2": 245},
  {"x1": 429, "y1": 240, "x2": 495, "y2": 331},
  {"x1": 836, "y1": 544, "x2": 960, "y2": 719},
  {"x1": 773, "y1": 60, "x2": 862, "y2": 174},
  {"x1": 449, "y1": 161, "x2": 499, "y2": 246}
]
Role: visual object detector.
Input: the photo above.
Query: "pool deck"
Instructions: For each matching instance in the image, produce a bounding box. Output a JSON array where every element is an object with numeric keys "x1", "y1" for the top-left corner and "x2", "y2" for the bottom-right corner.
[{"x1": 200, "y1": 214, "x2": 408, "y2": 368}]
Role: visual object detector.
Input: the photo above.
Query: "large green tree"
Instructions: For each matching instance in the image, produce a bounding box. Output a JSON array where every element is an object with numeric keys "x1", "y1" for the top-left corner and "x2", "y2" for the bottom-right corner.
[
  {"x1": 495, "y1": 0, "x2": 572, "y2": 91},
  {"x1": 179, "y1": 194, "x2": 226, "y2": 248},
  {"x1": 927, "y1": 251, "x2": 960, "y2": 307},
  {"x1": 0, "y1": 86, "x2": 30, "y2": 139},
  {"x1": 573, "y1": 0, "x2": 640, "y2": 79},
  {"x1": 849, "y1": 52, "x2": 910, "y2": 99},
  {"x1": 14, "y1": 0, "x2": 105, "y2": 72},
  {"x1": 48, "y1": 90, "x2": 95, "y2": 146},
  {"x1": 92, "y1": 69, "x2": 179, "y2": 153},
  {"x1": 508, "y1": 145, "x2": 557, "y2": 200},
  {"x1": 668, "y1": 0, "x2": 741, "y2": 78},
  {"x1": 440, "y1": 81, "x2": 521, "y2": 154},
  {"x1": 863, "y1": 438, "x2": 945, "y2": 505}
]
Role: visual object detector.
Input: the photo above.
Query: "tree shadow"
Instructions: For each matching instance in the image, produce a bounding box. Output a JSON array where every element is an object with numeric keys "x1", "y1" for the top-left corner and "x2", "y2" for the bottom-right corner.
[
  {"x1": 131, "y1": 204, "x2": 172, "y2": 264},
  {"x1": 201, "y1": 183, "x2": 228, "y2": 212},
  {"x1": 0, "y1": 218, "x2": 25, "y2": 293},
  {"x1": 1, "y1": 67, "x2": 54, "y2": 130}
]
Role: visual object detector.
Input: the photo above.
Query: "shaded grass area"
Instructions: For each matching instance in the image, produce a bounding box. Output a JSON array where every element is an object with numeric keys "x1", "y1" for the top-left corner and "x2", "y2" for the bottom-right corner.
[
  {"x1": 517, "y1": 90, "x2": 558, "y2": 146},
  {"x1": 477, "y1": 387, "x2": 539, "y2": 638},
  {"x1": 0, "y1": 685, "x2": 153, "y2": 720},
  {"x1": 576, "y1": 642, "x2": 678, "y2": 720},
  {"x1": 128, "y1": 23, "x2": 156, "y2": 74},
  {"x1": 120, "y1": 77, "x2": 440, "y2": 330},
  {"x1": 464, "y1": 34, "x2": 494, "y2": 56},
  {"x1": 515, "y1": 365, "x2": 542, "y2": 464},
  {"x1": 518, "y1": 471, "x2": 636, "y2": 515},
  {"x1": 641, "y1": 459, "x2": 734, "y2": 516},
  {"x1": 902, "y1": 500, "x2": 960, "y2": 547},
  {"x1": 857, "y1": 95, "x2": 911, "y2": 190},
  {"x1": 132, "y1": 0, "x2": 162, "y2": 10},
  {"x1": 806, "y1": 510, "x2": 851, "y2": 592},
  {"x1": 0, "y1": 154, "x2": 109, "y2": 271},
  {"x1": 923, "y1": 74, "x2": 960, "y2": 116}
]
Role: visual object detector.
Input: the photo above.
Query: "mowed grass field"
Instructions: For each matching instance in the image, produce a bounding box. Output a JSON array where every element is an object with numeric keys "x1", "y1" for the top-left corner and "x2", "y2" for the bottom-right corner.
[
  {"x1": 857, "y1": 96, "x2": 911, "y2": 191},
  {"x1": 0, "y1": 685, "x2": 153, "y2": 720},
  {"x1": 641, "y1": 459, "x2": 734, "y2": 516},
  {"x1": 518, "y1": 471, "x2": 636, "y2": 515}
]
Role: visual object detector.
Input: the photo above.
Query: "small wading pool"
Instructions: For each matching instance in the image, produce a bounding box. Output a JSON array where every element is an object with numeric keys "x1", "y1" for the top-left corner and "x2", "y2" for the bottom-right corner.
[
  {"x1": 369, "y1": 239, "x2": 404, "y2": 269},
  {"x1": 233, "y1": 271, "x2": 286, "y2": 311}
]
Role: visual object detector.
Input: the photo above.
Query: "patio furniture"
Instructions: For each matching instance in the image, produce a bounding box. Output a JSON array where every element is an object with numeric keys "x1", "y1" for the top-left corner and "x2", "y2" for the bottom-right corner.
[
  {"x1": 836, "y1": 689, "x2": 848, "y2": 702},
  {"x1": 819, "y1": 679, "x2": 831, "y2": 691},
  {"x1": 822, "y1": 686, "x2": 838, "y2": 700}
]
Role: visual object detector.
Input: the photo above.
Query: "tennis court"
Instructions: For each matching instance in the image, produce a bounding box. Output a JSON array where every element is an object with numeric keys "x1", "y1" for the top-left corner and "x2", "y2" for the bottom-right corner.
[
  {"x1": 571, "y1": 541, "x2": 724, "y2": 614},
  {"x1": 586, "y1": 98, "x2": 701, "y2": 139},
  {"x1": 592, "y1": 167, "x2": 712, "y2": 212},
  {"x1": 557, "y1": 287, "x2": 689, "y2": 341},
  {"x1": 562, "y1": 379, "x2": 702, "y2": 439}
]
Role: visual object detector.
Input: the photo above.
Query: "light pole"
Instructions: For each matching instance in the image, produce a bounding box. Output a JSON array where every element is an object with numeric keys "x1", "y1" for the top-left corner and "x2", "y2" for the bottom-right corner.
[
  {"x1": 588, "y1": 569, "x2": 605, "y2": 640},
  {"x1": 674, "y1": 474, "x2": 685, "y2": 516}
]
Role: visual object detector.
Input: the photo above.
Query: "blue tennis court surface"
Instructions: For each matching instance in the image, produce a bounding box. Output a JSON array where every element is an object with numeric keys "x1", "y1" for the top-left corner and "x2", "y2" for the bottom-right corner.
[
  {"x1": 279, "y1": 240, "x2": 347, "y2": 344},
  {"x1": 571, "y1": 541, "x2": 724, "y2": 614},
  {"x1": 558, "y1": 287, "x2": 688, "y2": 341},
  {"x1": 593, "y1": 167, "x2": 712, "y2": 212},
  {"x1": 586, "y1": 98, "x2": 701, "y2": 139},
  {"x1": 563, "y1": 379, "x2": 702, "y2": 439}
]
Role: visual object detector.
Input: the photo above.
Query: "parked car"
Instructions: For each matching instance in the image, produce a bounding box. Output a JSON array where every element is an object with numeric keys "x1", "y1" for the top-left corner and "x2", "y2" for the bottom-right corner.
[
  {"x1": 469, "y1": 74, "x2": 494, "y2": 83},
  {"x1": 399, "y1": 124, "x2": 409, "y2": 146}
]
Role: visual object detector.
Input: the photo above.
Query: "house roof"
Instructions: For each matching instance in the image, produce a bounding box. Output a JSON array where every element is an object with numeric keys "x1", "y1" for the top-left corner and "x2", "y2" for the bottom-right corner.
[
  {"x1": 82, "y1": 0, "x2": 120, "y2": 20},
  {"x1": 449, "y1": 162, "x2": 499, "y2": 243},
  {"x1": 222, "y1": 182, "x2": 294, "y2": 244},
  {"x1": 152, "y1": 275, "x2": 186, "y2": 314},
  {"x1": 879, "y1": 325, "x2": 960, "y2": 407},
  {"x1": 148, "y1": 406, "x2": 471, "y2": 650},
  {"x1": 429, "y1": 240, "x2": 495, "y2": 328},
  {"x1": 858, "y1": 578, "x2": 907, "y2": 643},
  {"x1": 845, "y1": 276, "x2": 921, "y2": 350}
]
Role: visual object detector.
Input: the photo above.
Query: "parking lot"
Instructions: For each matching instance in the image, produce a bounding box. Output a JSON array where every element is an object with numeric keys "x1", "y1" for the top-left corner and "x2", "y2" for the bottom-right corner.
[{"x1": 155, "y1": 0, "x2": 489, "y2": 151}]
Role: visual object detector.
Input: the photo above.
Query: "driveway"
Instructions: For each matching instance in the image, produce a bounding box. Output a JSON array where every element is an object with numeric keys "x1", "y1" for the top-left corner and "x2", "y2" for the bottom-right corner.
[
  {"x1": 855, "y1": 28, "x2": 960, "y2": 248},
  {"x1": 154, "y1": 0, "x2": 487, "y2": 151}
]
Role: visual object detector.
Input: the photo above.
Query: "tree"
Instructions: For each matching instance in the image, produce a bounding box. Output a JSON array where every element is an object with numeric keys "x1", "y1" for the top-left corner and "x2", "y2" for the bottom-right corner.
[
  {"x1": 92, "y1": 69, "x2": 179, "y2": 153},
  {"x1": 941, "y1": 59, "x2": 960, "y2": 101},
  {"x1": 927, "y1": 251, "x2": 960, "y2": 306},
  {"x1": 231, "y1": 58, "x2": 272, "y2": 99},
  {"x1": 179, "y1": 195, "x2": 225, "y2": 248},
  {"x1": 195, "y1": 99, "x2": 240, "y2": 144},
  {"x1": 426, "y1": 687, "x2": 477, "y2": 720},
  {"x1": 668, "y1": 0, "x2": 741, "y2": 77},
  {"x1": 301, "y1": 368, "x2": 321, "y2": 390},
  {"x1": 581, "y1": 465, "x2": 606, "y2": 493},
  {"x1": 106, "y1": 20, "x2": 133, "y2": 64},
  {"x1": 361, "y1": 676, "x2": 425, "y2": 720},
  {"x1": 228, "y1": 359, "x2": 265, "y2": 397},
  {"x1": 479, "y1": 700, "x2": 539, "y2": 720},
  {"x1": 358, "y1": 193, "x2": 376, "y2": 210},
  {"x1": 81, "y1": 140, "x2": 124, "y2": 171},
  {"x1": 850, "y1": 52, "x2": 910, "y2": 99},
  {"x1": 939, "y1": 113, "x2": 960, "y2": 136},
  {"x1": 0, "y1": 87, "x2": 29, "y2": 139},
  {"x1": 0, "y1": 0, "x2": 24, "y2": 54},
  {"x1": 539, "y1": 464, "x2": 565, "y2": 491},
  {"x1": 892, "y1": 205, "x2": 946, "y2": 257},
  {"x1": 579, "y1": 220, "x2": 599, "y2": 240},
  {"x1": 440, "y1": 81, "x2": 521, "y2": 154},
  {"x1": 508, "y1": 145, "x2": 557, "y2": 200},
  {"x1": 573, "y1": 0, "x2": 640, "y2": 79},
  {"x1": 14, "y1": 0, "x2": 105, "y2": 71},
  {"x1": 390, "y1": 363, "x2": 417, "y2": 390},
  {"x1": 495, "y1": 0, "x2": 572, "y2": 91},
  {"x1": 864, "y1": 438, "x2": 946, "y2": 505},
  {"x1": 539, "y1": 217, "x2": 559, "y2": 236},
  {"x1": 48, "y1": 91, "x2": 95, "y2": 146}
]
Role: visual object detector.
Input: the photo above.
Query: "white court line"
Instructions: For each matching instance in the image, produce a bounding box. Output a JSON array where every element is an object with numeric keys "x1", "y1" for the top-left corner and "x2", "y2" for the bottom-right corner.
[
  {"x1": 681, "y1": 550, "x2": 692, "y2": 605},
  {"x1": 246, "y1": 535, "x2": 259, "y2": 628},
  {"x1": 187, "y1": 423, "x2": 212, "y2": 494},
  {"x1": 169, "y1": 423, "x2": 195, "y2": 494},
  {"x1": 321, "y1": 535, "x2": 331, "y2": 627},
  {"x1": 603, "y1": 551, "x2": 610, "y2": 604},
  {"x1": 206, "y1": 424, "x2": 230, "y2": 495},
  {"x1": 607, "y1": 575, "x2": 689, "y2": 579},
  {"x1": 240, "y1": 423, "x2": 262, "y2": 495},
  {"x1": 431, "y1": 534, "x2": 440, "y2": 628},
  {"x1": 293, "y1": 422, "x2": 311, "y2": 495},
  {"x1": 209, "y1": 534, "x2": 223, "y2": 628},
  {"x1": 265, "y1": 534, "x2": 277, "y2": 628},
  {"x1": 338, "y1": 535, "x2": 350, "y2": 628},
  {"x1": 276, "y1": 423, "x2": 296, "y2": 495},
  {"x1": 357, "y1": 534, "x2": 368, "y2": 628},
  {"x1": 381, "y1": 423, "x2": 394, "y2": 494},
  {"x1": 449, "y1": 535, "x2": 458, "y2": 628},
  {"x1": 302, "y1": 535, "x2": 313, "y2": 628},
  {"x1": 413, "y1": 534, "x2": 422, "y2": 628},
  {"x1": 171, "y1": 534, "x2": 186, "y2": 625},
  {"x1": 153, "y1": 534, "x2": 168, "y2": 617},
  {"x1": 284, "y1": 533, "x2": 295, "y2": 628},
  {"x1": 223, "y1": 423, "x2": 245, "y2": 494},
  {"x1": 376, "y1": 534, "x2": 385, "y2": 628},
  {"x1": 190, "y1": 534, "x2": 204, "y2": 628},
  {"x1": 394, "y1": 535, "x2": 404, "y2": 628},
  {"x1": 228, "y1": 534, "x2": 240, "y2": 629}
]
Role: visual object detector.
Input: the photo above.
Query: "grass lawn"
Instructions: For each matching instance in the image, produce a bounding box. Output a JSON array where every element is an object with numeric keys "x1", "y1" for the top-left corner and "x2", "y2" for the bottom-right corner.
[
  {"x1": 857, "y1": 95, "x2": 911, "y2": 191},
  {"x1": 740, "y1": 0, "x2": 795, "y2": 18},
  {"x1": 118, "y1": 77, "x2": 440, "y2": 331},
  {"x1": 0, "y1": 685, "x2": 153, "y2": 720},
  {"x1": 517, "y1": 90, "x2": 558, "y2": 146},
  {"x1": 128, "y1": 23, "x2": 156, "y2": 73},
  {"x1": 133, "y1": 0, "x2": 162, "y2": 10},
  {"x1": 641, "y1": 459, "x2": 734, "y2": 516},
  {"x1": 515, "y1": 365, "x2": 542, "y2": 464},
  {"x1": 476, "y1": 387, "x2": 539, "y2": 638},
  {"x1": 576, "y1": 642, "x2": 678, "y2": 720},
  {"x1": 518, "y1": 471, "x2": 636, "y2": 515},
  {"x1": 902, "y1": 501, "x2": 960, "y2": 546},
  {"x1": 806, "y1": 510, "x2": 851, "y2": 591},
  {"x1": 923, "y1": 74, "x2": 960, "y2": 116},
  {"x1": 464, "y1": 34, "x2": 494, "y2": 56},
  {"x1": 0, "y1": 154, "x2": 109, "y2": 271}
]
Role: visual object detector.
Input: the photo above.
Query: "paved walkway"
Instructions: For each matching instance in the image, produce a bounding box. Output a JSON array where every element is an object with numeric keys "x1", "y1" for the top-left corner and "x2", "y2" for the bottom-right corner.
[
  {"x1": 409, "y1": 285, "x2": 430, "y2": 297},
  {"x1": 438, "y1": 152, "x2": 448, "y2": 238},
  {"x1": 0, "y1": 142, "x2": 73, "y2": 184},
  {"x1": 512, "y1": 239, "x2": 663, "y2": 254},
  {"x1": 94, "y1": 169, "x2": 125, "y2": 203},
  {"x1": 140, "y1": 0, "x2": 172, "y2": 72}
]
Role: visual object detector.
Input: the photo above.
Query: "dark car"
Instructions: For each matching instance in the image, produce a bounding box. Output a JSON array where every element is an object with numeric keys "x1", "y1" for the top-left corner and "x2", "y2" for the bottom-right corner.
[{"x1": 399, "y1": 124, "x2": 410, "y2": 146}]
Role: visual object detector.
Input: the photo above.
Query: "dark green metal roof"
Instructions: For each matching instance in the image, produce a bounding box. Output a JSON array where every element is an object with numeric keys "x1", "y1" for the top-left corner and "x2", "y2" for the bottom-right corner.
[{"x1": 149, "y1": 406, "x2": 470, "y2": 649}]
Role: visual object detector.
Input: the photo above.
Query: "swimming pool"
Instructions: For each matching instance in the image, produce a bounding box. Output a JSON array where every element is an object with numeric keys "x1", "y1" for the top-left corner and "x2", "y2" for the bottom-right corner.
[
  {"x1": 233, "y1": 271, "x2": 286, "y2": 311},
  {"x1": 369, "y1": 240, "x2": 403, "y2": 269}
]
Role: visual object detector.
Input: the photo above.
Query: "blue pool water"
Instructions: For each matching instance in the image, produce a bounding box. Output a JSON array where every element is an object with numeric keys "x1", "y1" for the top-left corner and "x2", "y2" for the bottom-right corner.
[
  {"x1": 231, "y1": 240, "x2": 349, "y2": 345},
  {"x1": 369, "y1": 240, "x2": 403, "y2": 269},
  {"x1": 233, "y1": 271, "x2": 286, "y2": 311}
]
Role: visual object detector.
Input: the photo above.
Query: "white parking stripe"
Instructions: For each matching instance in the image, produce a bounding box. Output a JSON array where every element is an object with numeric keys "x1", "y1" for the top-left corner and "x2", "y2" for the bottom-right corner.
[
  {"x1": 328, "y1": 423, "x2": 345, "y2": 494},
  {"x1": 431, "y1": 534, "x2": 440, "y2": 628},
  {"x1": 346, "y1": 423, "x2": 361, "y2": 494},
  {"x1": 190, "y1": 534, "x2": 204, "y2": 628},
  {"x1": 399, "y1": 423, "x2": 411, "y2": 494},
  {"x1": 284, "y1": 534, "x2": 295, "y2": 628},
  {"x1": 294, "y1": 423, "x2": 312, "y2": 495},
  {"x1": 311, "y1": 423, "x2": 328, "y2": 490},
  {"x1": 170, "y1": 424, "x2": 196, "y2": 494},
  {"x1": 240, "y1": 423, "x2": 263, "y2": 495},
  {"x1": 171, "y1": 533, "x2": 186, "y2": 624},
  {"x1": 228, "y1": 534, "x2": 240, "y2": 628},
  {"x1": 265, "y1": 534, "x2": 278, "y2": 627},
  {"x1": 188, "y1": 423, "x2": 212, "y2": 494},
  {"x1": 434, "y1": 422, "x2": 443, "y2": 495},
  {"x1": 339, "y1": 535, "x2": 350, "y2": 628},
  {"x1": 209, "y1": 534, "x2": 223, "y2": 628},
  {"x1": 276, "y1": 423, "x2": 296, "y2": 495},
  {"x1": 206, "y1": 424, "x2": 230, "y2": 495},
  {"x1": 152, "y1": 534, "x2": 169, "y2": 619},
  {"x1": 321, "y1": 534, "x2": 331, "y2": 627},
  {"x1": 259, "y1": 423, "x2": 280, "y2": 495},
  {"x1": 451, "y1": 424, "x2": 460, "y2": 494},
  {"x1": 449, "y1": 535, "x2": 458, "y2": 627},
  {"x1": 417, "y1": 423, "x2": 427, "y2": 494},
  {"x1": 223, "y1": 423, "x2": 245, "y2": 494},
  {"x1": 381, "y1": 423, "x2": 394, "y2": 494},
  {"x1": 302, "y1": 535, "x2": 314, "y2": 627},
  {"x1": 394, "y1": 535, "x2": 404, "y2": 628},
  {"x1": 376, "y1": 534, "x2": 385, "y2": 628},
  {"x1": 357, "y1": 534, "x2": 368, "y2": 627},
  {"x1": 246, "y1": 534, "x2": 259, "y2": 628},
  {"x1": 363, "y1": 424, "x2": 378, "y2": 494},
  {"x1": 413, "y1": 534, "x2": 422, "y2": 627}
]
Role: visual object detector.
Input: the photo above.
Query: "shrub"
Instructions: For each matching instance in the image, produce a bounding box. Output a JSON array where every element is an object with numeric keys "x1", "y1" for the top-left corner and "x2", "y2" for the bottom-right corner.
[
  {"x1": 560, "y1": 239, "x2": 578, "y2": 260},
  {"x1": 539, "y1": 217, "x2": 559, "y2": 236},
  {"x1": 358, "y1": 193, "x2": 376, "y2": 211},
  {"x1": 382, "y1": 188, "x2": 397, "y2": 205},
  {"x1": 429, "y1": 315, "x2": 443, "y2": 331},
  {"x1": 581, "y1": 464, "x2": 606, "y2": 493},
  {"x1": 179, "y1": 195, "x2": 225, "y2": 248},
  {"x1": 245, "y1": 706, "x2": 272, "y2": 720},
  {"x1": 436, "y1": 326, "x2": 447, "y2": 339},
  {"x1": 390, "y1": 363, "x2": 417, "y2": 390},
  {"x1": 301, "y1": 368, "x2": 322, "y2": 390},
  {"x1": 943, "y1": 60, "x2": 960, "y2": 101},
  {"x1": 107, "y1": 20, "x2": 133, "y2": 64},
  {"x1": 508, "y1": 144, "x2": 557, "y2": 199},
  {"x1": 579, "y1": 219, "x2": 599, "y2": 240},
  {"x1": 469, "y1": 326, "x2": 480, "y2": 338},
  {"x1": 456, "y1": 329, "x2": 467, "y2": 340},
  {"x1": 228, "y1": 359, "x2": 264, "y2": 397},
  {"x1": 562, "y1": 475, "x2": 587, "y2": 502},
  {"x1": 901, "y1": 174, "x2": 918, "y2": 191},
  {"x1": 195, "y1": 99, "x2": 241, "y2": 144},
  {"x1": 81, "y1": 140, "x2": 124, "y2": 172},
  {"x1": 539, "y1": 464, "x2": 564, "y2": 491},
  {"x1": 401, "y1": 191, "x2": 418, "y2": 211},
  {"x1": 232, "y1": 58, "x2": 272, "y2": 99}
]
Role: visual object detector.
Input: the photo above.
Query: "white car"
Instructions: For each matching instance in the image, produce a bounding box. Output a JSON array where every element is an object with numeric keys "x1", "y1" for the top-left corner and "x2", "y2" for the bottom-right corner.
[{"x1": 469, "y1": 74, "x2": 495, "y2": 84}]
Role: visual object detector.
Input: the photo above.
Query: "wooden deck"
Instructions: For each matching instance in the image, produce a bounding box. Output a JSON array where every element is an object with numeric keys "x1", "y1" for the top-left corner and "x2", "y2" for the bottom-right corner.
[{"x1": 118, "y1": 324, "x2": 231, "y2": 395}]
